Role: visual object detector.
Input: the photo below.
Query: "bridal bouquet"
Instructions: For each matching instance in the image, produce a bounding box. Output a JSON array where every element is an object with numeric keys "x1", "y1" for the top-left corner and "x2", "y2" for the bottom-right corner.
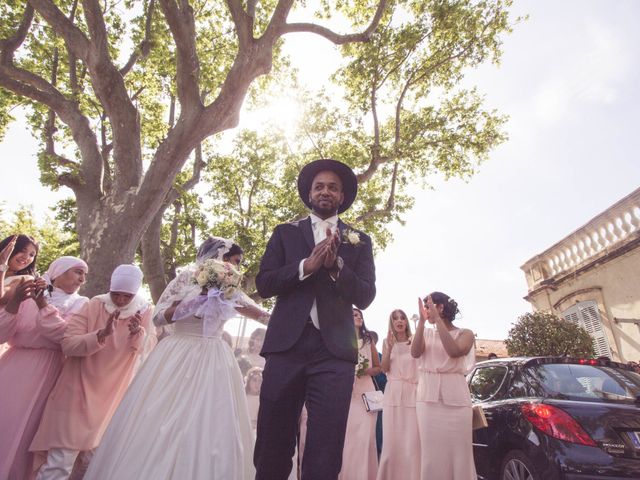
[
  {"x1": 193, "y1": 259, "x2": 243, "y2": 299},
  {"x1": 355, "y1": 351, "x2": 369, "y2": 377}
]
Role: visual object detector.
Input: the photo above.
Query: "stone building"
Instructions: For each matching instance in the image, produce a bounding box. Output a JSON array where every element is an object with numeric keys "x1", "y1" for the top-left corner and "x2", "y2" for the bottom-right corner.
[{"x1": 521, "y1": 188, "x2": 640, "y2": 362}]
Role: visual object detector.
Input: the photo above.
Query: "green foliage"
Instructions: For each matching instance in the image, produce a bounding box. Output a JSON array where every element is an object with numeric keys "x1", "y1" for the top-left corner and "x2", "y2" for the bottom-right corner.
[
  {"x1": 1, "y1": 0, "x2": 519, "y2": 293},
  {"x1": 206, "y1": 129, "x2": 302, "y2": 279},
  {"x1": 0, "y1": 203, "x2": 78, "y2": 272},
  {"x1": 505, "y1": 312, "x2": 596, "y2": 358},
  {"x1": 159, "y1": 174, "x2": 209, "y2": 277}
]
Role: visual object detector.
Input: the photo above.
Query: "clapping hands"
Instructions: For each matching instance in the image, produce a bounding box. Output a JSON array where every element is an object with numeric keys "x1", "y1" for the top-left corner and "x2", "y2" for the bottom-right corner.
[
  {"x1": 5, "y1": 277, "x2": 48, "y2": 312},
  {"x1": 0, "y1": 235, "x2": 17, "y2": 266},
  {"x1": 96, "y1": 310, "x2": 143, "y2": 345},
  {"x1": 97, "y1": 310, "x2": 119, "y2": 344},
  {"x1": 418, "y1": 295, "x2": 441, "y2": 325},
  {"x1": 386, "y1": 330, "x2": 396, "y2": 349},
  {"x1": 303, "y1": 228, "x2": 341, "y2": 276},
  {"x1": 128, "y1": 311, "x2": 143, "y2": 336}
]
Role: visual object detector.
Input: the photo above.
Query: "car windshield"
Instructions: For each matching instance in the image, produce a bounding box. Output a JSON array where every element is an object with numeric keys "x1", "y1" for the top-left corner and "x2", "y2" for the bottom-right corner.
[{"x1": 524, "y1": 363, "x2": 640, "y2": 403}]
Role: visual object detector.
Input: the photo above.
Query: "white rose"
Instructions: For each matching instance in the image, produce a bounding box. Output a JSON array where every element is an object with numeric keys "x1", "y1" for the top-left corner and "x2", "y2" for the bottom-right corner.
[
  {"x1": 347, "y1": 232, "x2": 360, "y2": 244},
  {"x1": 210, "y1": 262, "x2": 227, "y2": 275},
  {"x1": 196, "y1": 270, "x2": 208, "y2": 286}
]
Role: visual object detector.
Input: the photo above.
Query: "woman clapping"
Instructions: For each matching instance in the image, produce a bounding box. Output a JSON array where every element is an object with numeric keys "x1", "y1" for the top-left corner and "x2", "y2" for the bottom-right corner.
[
  {"x1": 377, "y1": 309, "x2": 420, "y2": 480},
  {"x1": 411, "y1": 292, "x2": 476, "y2": 480}
]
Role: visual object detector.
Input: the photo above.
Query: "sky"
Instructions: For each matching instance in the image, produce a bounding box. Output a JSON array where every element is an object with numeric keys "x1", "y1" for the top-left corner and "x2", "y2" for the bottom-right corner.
[{"x1": 1, "y1": 0, "x2": 639, "y2": 345}]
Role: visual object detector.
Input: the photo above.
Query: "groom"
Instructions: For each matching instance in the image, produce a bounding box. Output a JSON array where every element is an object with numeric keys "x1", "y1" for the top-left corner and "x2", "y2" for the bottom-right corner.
[{"x1": 254, "y1": 159, "x2": 376, "y2": 480}]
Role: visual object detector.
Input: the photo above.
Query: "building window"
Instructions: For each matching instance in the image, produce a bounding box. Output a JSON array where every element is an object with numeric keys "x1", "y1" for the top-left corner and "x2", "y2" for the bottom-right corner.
[{"x1": 562, "y1": 300, "x2": 612, "y2": 358}]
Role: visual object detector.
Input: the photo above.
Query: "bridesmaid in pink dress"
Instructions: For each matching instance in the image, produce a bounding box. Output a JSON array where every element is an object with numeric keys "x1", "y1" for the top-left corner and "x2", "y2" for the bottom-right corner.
[
  {"x1": 338, "y1": 308, "x2": 381, "y2": 480},
  {"x1": 411, "y1": 292, "x2": 476, "y2": 480},
  {"x1": 377, "y1": 309, "x2": 420, "y2": 480},
  {"x1": 0, "y1": 235, "x2": 73, "y2": 480}
]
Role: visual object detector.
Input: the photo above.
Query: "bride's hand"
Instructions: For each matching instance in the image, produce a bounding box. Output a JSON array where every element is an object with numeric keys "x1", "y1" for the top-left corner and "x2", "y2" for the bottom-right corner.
[{"x1": 164, "y1": 300, "x2": 182, "y2": 323}]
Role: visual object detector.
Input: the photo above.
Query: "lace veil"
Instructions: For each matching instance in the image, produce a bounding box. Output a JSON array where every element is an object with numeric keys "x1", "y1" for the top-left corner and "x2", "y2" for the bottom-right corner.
[
  {"x1": 153, "y1": 237, "x2": 257, "y2": 335},
  {"x1": 153, "y1": 237, "x2": 232, "y2": 325}
]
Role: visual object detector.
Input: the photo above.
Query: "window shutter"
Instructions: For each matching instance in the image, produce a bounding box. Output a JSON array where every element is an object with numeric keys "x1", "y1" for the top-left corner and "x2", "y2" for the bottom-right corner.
[{"x1": 562, "y1": 301, "x2": 612, "y2": 357}]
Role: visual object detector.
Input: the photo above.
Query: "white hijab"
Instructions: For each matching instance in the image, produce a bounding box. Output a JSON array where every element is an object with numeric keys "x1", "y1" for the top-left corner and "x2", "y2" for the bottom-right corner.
[
  {"x1": 95, "y1": 264, "x2": 149, "y2": 318},
  {"x1": 43, "y1": 256, "x2": 89, "y2": 318}
]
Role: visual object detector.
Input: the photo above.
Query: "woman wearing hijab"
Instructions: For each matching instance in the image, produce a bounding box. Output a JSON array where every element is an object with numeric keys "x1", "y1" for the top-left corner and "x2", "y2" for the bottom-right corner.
[
  {"x1": 0, "y1": 255, "x2": 87, "y2": 480},
  {"x1": 84, "y1": 237, "x2": 269, "y2": 480},
  {"x1": 30, "y1": 264, "x2": 153, "y2": 480},
  {"x1": 41, "y1": 256, "x2": 90, "y2": 319}
]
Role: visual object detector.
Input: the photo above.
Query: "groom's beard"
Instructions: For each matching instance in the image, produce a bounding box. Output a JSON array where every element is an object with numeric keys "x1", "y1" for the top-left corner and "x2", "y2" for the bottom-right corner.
[{"x1": 310, "y1": 200, "x2": 340, "y2": 218}]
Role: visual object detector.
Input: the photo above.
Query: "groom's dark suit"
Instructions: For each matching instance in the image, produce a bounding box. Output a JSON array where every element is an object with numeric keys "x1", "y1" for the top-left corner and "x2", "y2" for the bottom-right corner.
[{"x1": 254, "y1": 216, "x2": 376, "y2": 480}]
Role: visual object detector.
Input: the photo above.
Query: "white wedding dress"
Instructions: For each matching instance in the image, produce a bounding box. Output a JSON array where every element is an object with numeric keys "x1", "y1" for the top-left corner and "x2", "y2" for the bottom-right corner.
[{"x1": 84, "y1": 300, "x2": 255, "y2": 479}]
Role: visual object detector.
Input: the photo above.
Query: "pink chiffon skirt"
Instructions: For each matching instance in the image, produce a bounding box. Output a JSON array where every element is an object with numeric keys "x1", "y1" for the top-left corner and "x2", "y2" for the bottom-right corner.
[
  {"x1": 416, "y1": 401, "x2": 476, "y2": 480},
  {"x1": 0, "y1": 346, "x2": 63, "y2": 480}
]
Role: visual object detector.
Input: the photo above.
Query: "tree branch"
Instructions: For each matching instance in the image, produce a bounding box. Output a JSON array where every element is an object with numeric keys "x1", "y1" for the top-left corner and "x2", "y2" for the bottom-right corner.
[
  {"x1": 168, "y1": 199, "x2": 182, "y2": 253},
  {"x1": 76, "y1": 0, "x2": 143, "y2": 193},
  {"x1": 225, "y1": 0, "x2": 253, "y2": 50},
  {"x1": 28, "y1": 0, "x2": 90, "y2": 61},
  {"x1": 158, "y1": 0, "x2": 203, "y2": 113},
  {"x1": 356, "y1": 161, "x2": 398, "y2": 223},
  {"x1": 120, "y1": 0, "x2": 156, "y2": 76},
  {"x1": 0, "y1": 64, "x2": 103, "y2": 194},
  {"x1": 181, "y1": 142, "x2": 204, "y2": 191},
  {"x1": 67, "y1": 0, "x2": 80, "y2": 96},
  {"x1": 247, "y1": 0, "x2": 258, "y2": 18},
  {"x1": 0, "y1": 3, "x2": 34, "y2": 63},
  {"x1": 43, "y1": 48, "x2": 79, "y2": 173},
  {"x1": 276, "y1": 0, "x2": 388, "y2": 45}
]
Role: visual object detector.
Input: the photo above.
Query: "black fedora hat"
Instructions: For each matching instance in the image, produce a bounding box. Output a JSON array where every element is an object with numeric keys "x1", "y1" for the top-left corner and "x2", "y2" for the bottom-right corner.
[{"x1": 297, "y1": 159, "x2": 358, "y2": 214}]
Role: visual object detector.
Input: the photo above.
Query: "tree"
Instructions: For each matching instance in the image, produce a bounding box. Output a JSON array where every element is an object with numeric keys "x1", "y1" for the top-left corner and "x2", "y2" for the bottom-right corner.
[
  {"x1": 0, "y1": 0, "x2": 388, "y2": 296},
  {"x1": 505, "y1": 312, "x2": 595, "y2": 358},
  {"x1": 0, "y1": 0, "x2": 516, "y2": 297}
]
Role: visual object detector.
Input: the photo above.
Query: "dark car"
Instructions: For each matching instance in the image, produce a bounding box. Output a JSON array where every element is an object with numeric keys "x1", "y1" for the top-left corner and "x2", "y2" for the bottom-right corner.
[{"x1": 468, "y1": 357, "x2": 640, "y2": 480}]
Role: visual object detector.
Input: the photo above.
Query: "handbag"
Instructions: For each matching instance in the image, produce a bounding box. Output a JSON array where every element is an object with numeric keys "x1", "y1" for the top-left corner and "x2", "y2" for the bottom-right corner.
[
  {"x1": 362, "y1": 390, "x2": 384, "y2": 413},
  {"x1": 472, "y1": 404, "x2": 488, "y2": 430}
]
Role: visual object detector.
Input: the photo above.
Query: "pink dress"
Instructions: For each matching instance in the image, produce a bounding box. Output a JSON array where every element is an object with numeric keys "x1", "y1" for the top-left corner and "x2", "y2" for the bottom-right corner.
[
  {"x1": 338, "y1": 339, "x2": 379, "y2": 480},
  {"x1": 376, "y1": 341, "x2": 420, "y2": 480},
  {"x1": 30, "y1": 297, "x2": 153, "y2": 472},
  {"x1": 0, "y1": 300, "x2": 66, "y2": 480},
  {"x1": 416, "y1": 327, "x2": 476, "y2": 480}
]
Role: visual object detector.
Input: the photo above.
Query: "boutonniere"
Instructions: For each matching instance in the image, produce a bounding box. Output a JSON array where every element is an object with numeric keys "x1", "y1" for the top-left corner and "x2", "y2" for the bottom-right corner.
[{"x1": 342, "y1": 228, "x2": 363, "y2": 247}]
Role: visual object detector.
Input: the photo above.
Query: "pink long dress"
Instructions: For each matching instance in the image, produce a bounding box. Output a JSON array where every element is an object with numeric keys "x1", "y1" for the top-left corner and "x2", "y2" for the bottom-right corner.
[
  {"x1": 376, "y1": 341, "x2": 420, "y2": 480},
  {"x1": 0, "y1": 300, "x2": 66, "y2": 480},
  {"x1": 338, "y1": 339, "x2": 379, "y2": 480},
  {"x1": 29, "y1": 297, "x2": 153, "y2": 472},
  {"x1": 416, "y1": 327, "x2": 476, "y2": 480}
]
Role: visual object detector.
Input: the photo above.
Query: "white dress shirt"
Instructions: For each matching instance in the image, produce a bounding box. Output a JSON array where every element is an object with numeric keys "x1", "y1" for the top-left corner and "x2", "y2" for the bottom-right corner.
[{"x1": 298, "y1": 213, "x2": 339, "y2": 328}]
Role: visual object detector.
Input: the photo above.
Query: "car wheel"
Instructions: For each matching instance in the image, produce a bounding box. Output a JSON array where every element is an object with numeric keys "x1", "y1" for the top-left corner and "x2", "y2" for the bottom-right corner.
[{"x1": 500, "y1": 450, "x2": 537, "y2": 480}]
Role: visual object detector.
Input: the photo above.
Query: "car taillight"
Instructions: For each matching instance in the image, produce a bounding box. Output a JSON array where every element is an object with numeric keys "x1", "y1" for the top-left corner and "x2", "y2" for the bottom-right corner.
[
  {"x1": 578, "y1": 359, "x2": 599, "y2": 366},
  {"x1": 521, "y1": 403, "x2": 596, "y2": 446}
]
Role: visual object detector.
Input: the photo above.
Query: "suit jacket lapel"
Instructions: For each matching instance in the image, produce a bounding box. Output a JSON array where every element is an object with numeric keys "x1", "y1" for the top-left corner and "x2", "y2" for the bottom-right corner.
[{"x1": 301, "y1": 216, "x2": 316, "y2": 251}]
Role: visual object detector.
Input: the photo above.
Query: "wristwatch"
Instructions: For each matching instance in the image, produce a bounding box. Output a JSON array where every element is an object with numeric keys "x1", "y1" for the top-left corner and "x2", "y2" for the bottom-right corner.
[
  {"x1": 0, "y1": 264, "x2": 8, "y2": 272},
  {"x1": 335, "y1": 256, "x2": 344, "y2": 271}
]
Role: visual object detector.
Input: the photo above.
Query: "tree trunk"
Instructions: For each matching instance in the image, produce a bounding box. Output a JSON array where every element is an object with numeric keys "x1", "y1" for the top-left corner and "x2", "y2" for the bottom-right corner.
[
  {"x1": 76, "y1": 197, "x2": 149, "y2": 298},
  {"x1": 140, "y1": 207, "x2": 168, "y2": 303}
]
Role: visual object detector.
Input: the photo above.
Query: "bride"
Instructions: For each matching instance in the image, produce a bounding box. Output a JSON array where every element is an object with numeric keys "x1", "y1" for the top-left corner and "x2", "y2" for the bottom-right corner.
[{"x1": 85, "y1": 237, "x2": 269, "y2": 480}]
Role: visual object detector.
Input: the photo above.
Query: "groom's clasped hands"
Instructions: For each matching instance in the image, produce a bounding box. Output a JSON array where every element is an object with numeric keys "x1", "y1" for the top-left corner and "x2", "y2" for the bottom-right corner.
[{"x1": 302, "y1": 227, "x2": 341, "y2": 277}]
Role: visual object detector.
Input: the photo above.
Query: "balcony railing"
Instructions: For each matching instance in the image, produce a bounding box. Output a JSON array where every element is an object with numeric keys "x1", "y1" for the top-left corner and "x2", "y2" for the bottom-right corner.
[{"x1": 521, "y1": 188, "x2": 640, "y2": 291}]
